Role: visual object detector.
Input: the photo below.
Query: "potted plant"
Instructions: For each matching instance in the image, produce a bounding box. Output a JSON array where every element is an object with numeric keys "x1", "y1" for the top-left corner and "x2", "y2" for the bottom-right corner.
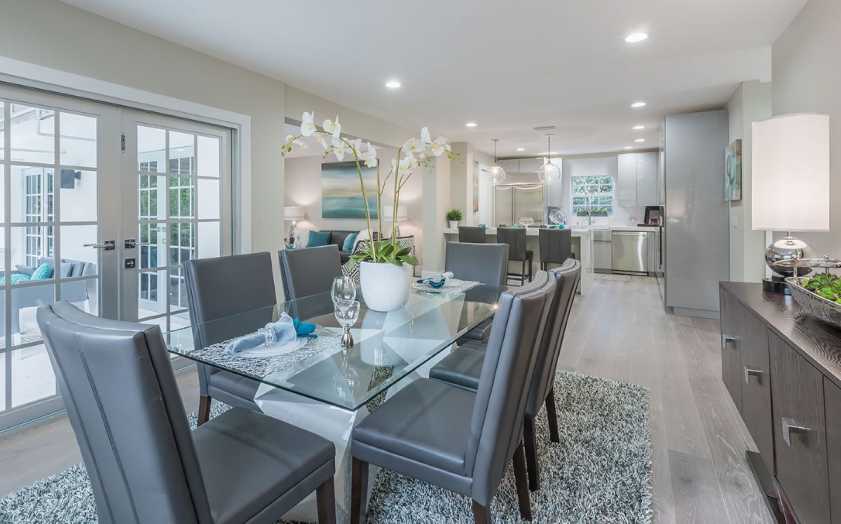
[
  {"x1": 283, "y1": 113, "x2": 453, "y2": 312},
  {"x1": 446, "y1": 209, "x2": 463, "y2": 230}
]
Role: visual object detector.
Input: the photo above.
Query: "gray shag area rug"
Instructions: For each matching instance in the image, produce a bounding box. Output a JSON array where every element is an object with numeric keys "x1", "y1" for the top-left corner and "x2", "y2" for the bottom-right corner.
[{"x1": 0, "y1": 371, "x2": 651, "y2": 523}]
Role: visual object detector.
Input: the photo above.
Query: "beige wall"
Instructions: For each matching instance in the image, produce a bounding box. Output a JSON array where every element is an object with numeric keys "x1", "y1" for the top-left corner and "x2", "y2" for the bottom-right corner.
[
  {"x1": 772, "y1": 0, "x2": 841, "y2": 258},
  {"x1": 727, "y1": 81, "x2": 772, "y2": 282}
]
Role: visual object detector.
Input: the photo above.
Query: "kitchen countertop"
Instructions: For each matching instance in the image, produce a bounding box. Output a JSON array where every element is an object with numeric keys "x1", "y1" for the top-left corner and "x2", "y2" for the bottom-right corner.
[
  {"x1": 443, "y1": 227, "x2": 590, "y2": 236},
  {"x1": 608, "y1": 225, "x2": 662, "y2": 232}
]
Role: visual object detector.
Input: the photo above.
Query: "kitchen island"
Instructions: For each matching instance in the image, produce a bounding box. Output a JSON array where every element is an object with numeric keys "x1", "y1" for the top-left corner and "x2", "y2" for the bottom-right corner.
[{"x1": 443, "y1": 227, "x2": 592, "y2": 293}]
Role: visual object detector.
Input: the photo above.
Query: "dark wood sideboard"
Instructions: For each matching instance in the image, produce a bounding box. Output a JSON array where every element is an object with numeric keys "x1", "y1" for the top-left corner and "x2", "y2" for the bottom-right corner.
[{"x1": 720, "y1": 282, "x2": 841, "y2": 523}]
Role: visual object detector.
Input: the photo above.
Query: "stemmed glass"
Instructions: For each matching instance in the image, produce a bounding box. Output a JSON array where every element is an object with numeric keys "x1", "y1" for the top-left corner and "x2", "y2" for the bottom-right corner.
[
  {"x1": 331, "y1": 276, "x2": 356, "y2": 305},
  {"x1": 334, "y1": 300, "x2": 361, "y2": 349}
]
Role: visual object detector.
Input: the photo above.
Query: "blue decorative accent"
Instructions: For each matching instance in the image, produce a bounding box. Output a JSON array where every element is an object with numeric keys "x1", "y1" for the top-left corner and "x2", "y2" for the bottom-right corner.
[
  {"x1": 31, "y1": 263, "x2": 54, "y2": 280},
  {"x1": 307, "y1": 230, "x2": 331, "y2": 247},
  {"x1": 293, "y1": 318, "x2": 317, "y2": 337},
  {"x1": 342, "y1": 232, "x2": 358, "y2": 252},
  {"x1": 1, "y1": 273, "x2": 32, "y2": 286}
]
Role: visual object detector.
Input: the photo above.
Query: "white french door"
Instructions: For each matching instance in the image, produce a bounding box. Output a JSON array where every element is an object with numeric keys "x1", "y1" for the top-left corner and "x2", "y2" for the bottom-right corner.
[{"x1": 0, "y1": 83, "x2": 233, "y2": 431}]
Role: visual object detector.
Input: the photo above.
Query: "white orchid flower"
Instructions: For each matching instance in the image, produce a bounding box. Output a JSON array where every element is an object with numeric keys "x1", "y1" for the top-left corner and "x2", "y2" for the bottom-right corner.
[
  {"x1": 349, "y1": 138, "x2": 363, "y2": 155},
  {"x1": 420, "y1": 127, "x2": 432, "y2": 145},
  {"x1": 399, "y1": 152, "x2": 416, "y2": 171},
  {"x1": 315, "y1": 133, "x2": 329, "y2": 151},
  {"x1": 362, "y1": 143, "x2": 378, "y2": 167},
  {"x1": 403, "y1": 137, "x2": 419, "y2": 153},
  {"x1": 430, "y1": 136, "x2": 450, "y2": 157},
  {"x1": 300, "y1": 112, "x2": 316, "y2": 136},
  {"x1": 323, "y1": 116, "x2": 342, "y2": 140}
]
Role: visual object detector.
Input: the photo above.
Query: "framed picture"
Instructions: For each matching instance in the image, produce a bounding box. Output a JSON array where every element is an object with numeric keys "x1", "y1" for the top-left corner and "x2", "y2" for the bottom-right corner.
[
  {"x1": 321, "y1": 161, "x2": 379, "y2": 219},
  {"x1": 725, "y1": 139, "x2": 742, "y2": 202}
]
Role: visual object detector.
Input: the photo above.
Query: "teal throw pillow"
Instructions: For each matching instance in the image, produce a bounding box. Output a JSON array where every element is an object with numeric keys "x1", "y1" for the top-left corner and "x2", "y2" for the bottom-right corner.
[
  {"x1": 31, "y1": 262, "x2": 54, "y2": 280},
  {"x1": 307, "y1": 230, "x2": 331, "y2": 247},
  {"x1": 342, "y1": 232, "x2": 358, "y2": 252}
]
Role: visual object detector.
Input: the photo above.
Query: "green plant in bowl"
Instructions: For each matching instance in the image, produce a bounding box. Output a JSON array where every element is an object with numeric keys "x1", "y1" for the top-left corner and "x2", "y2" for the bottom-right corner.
[
  {"x1": 446, "y1": 209, "x2": 463, "y2": 222},
  {"x1": 801, "y1": 273, "x2": 841, "y2": 305}
]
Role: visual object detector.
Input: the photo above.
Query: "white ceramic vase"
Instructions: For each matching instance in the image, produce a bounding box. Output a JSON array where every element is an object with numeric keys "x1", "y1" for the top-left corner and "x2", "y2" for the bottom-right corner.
[
  {"x1": 449, "y1": 220, "x2": 459, "y2": 230},
  {"x1": 359, "y1": 262, "x2": 411, "y2": 312}
]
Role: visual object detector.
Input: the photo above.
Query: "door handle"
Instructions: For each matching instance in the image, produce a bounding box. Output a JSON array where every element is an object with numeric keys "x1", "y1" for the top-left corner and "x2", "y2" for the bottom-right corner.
[
  {"x1": 721, "y1": 334, "x2": 737, "y2": 349},
  {"x1": 84, "y1": 240, "x2": 115, "y2": 251},
  {"x1": 781, "y1": 417, "x2": 812, "y2": 447},
  {"x1": 744, "y1": 367, "x2": 764, "y2": 384}
]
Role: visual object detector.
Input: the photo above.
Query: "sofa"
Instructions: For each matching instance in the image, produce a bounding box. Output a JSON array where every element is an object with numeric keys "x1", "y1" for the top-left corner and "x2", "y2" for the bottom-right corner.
[
  {"x1": 1, "y1": 257, "x2": 97, "y2": 337},
  {"x1": 305, "y1": 230, "x2": 381, "y2": 263}
]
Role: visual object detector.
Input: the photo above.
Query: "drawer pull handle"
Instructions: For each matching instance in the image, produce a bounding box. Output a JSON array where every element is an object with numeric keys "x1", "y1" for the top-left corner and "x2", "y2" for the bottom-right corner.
[
  {"x1": 722, "y1": 334, "x2": 738, "y2": 349},
  {"x1": 781, "y1": 417, "x2": 812, "y2": 447},
  {"x1": 744, "y1": 367, "x2": 764, "y2": 384}
]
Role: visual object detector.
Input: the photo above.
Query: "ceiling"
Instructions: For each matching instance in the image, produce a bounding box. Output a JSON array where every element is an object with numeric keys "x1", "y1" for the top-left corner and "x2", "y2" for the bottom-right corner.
[{"x1": 62, "y1": 0, "x2": 805, "y2": 157}]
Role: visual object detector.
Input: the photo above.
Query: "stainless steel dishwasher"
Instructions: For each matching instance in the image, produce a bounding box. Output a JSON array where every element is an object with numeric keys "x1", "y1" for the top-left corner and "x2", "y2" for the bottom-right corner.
[{"x1": 611, "y1": 231, "x2": 651, "y2": 274}]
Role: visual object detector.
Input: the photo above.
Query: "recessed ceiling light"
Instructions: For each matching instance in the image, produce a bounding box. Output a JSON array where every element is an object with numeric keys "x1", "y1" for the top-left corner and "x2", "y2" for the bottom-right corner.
[
  {"x1": 631, "y1": 101, "x2": 647, "y2": 109},
  {"x1": 625, "y1": 32, "x2": 649, "y2": 44},
  {"x1": 624, "y1": 146, "x2": 634, "y2": 150},
  {"x1": 634, "y1": 138, "x2": 646, "y2": 143},
  {"x1": 465, "y1": 121, "x2": 478, "y2": 128},
  {"x1": 385, "y1": 79, "x2": 402, "y2": 89},
  {"x1": 632, "y1": 125, "x2": 646, "y2": 131},
  {"x1": 516, "y1": 147, "x2": 525, "y2": 152}
]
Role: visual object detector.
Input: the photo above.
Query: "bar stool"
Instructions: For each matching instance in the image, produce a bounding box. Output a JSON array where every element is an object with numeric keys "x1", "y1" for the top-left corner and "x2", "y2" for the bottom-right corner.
[
  {"x1": 538, "y1": 228, "x2": 573, "y2": 270},
  {"x1": 458, "y1": 225, "x2": 486, "y2": 243},
  {"x1": 496, "y1": 227, "x2": 533, "y2": 285}
]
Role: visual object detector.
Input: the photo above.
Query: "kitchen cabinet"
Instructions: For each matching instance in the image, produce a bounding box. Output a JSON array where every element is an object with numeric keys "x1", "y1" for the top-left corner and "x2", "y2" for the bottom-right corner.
[
  {"x1": 720, "y1": 282, "x2": 841, "y2": 523},
  {"x1": 617, "y1": 152, "x2": 659, "y2": 207}
]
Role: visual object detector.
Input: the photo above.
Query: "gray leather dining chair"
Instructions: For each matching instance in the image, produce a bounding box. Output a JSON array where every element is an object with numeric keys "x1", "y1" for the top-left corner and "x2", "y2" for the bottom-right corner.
[
  {"x1": 458, "y1": 225, "x2": 487, "y2": 243},
  {"x1": 279, "y1": 244, "x2": 342, "y2": 300},
  {"x1": 350, "y1": 272, "x2": 557, "y2": 523},
  {"x1": 496, "y1": 227, "x2": 533, "y2": 285},
  {"x1": 445, "y1": 241, "x2": 508, "y2": 342},
  {"x1": 37, "y1": 303, "x2": 337, "y2": 524},
  {"x1": 538, "y1": 228, "x2": 573, "y2": 270},
  {"x1": 185, "y1": 253, "x2": 275, "y2": 425},
  {"x1": 429, "y1": 260, "x2": 581, "y2": 491}
]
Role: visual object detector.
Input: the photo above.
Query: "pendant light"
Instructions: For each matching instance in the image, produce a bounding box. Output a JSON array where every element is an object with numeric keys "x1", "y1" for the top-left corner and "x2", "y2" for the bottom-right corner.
[
  {"x1": 488, "y1": 138, "x2": 506, "y2": 183},
  {"x1": 538, "y1": 134, "x2": 562, "y2": 183}
]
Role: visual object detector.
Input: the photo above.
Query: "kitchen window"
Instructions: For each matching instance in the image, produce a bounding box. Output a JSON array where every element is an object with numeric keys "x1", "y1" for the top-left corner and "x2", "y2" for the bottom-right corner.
[{"x1": 571, "y1": 175, "x2": 614, "y2": 217}]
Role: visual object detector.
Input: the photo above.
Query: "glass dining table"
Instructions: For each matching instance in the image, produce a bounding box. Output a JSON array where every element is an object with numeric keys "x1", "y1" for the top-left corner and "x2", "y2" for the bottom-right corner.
[{"x1": 168, "y1": 282, "x2": 503, "y2": 523}]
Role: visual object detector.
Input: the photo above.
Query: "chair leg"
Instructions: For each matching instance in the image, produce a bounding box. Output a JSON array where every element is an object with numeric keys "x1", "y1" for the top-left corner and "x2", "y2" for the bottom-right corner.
[
  {"x1": 545, "y1": 388, "x2": 561, "y2": 443},
  {"x1": 197, "y1": 395, "x2": 211, "y2": 426},
  {"x1": 528, "y1": 255, "x2": 533, "y2": 282},
  {"x1": 351, "y1": 458, "x2": 369, "y2": 524},
  {"x1": 472, "y1": 500, "x2": 491, "y2": 524},
  {"x1": 523, "y1": 417, "x2": 540, "y2": 491},
  {"x1": 512, "y1": 442, "x2": 533, "y2": 520},
  {"x1": 316, "y1": 477, "x2": 336, "y2": 524}
]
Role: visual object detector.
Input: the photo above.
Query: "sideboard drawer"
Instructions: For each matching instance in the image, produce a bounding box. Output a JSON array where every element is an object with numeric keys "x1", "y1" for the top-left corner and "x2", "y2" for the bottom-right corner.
[
  {"x1": 740, "y1": 308, "x2": 774, "y2": 475},
  {"x1": 770, "y1": 332, "x2": 830, "y2": 524},
  {"x1": 825, "y1": 378, "x2": 841, "y2": 524},
  {"x1": 720, "y1": 288, "x2": 742, "y2": 411}
]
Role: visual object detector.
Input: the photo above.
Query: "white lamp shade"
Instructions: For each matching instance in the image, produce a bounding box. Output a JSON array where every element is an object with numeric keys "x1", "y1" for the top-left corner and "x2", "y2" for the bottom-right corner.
[
  {"x1": 382, "y1": 204, "x2": 408, "y2": 222},
  {"x1": 283, "y1": 206, "x2": 305, "y2": 220},
  {"x1": 752, "y1": 114, "x2": 830, "y2": 232}
]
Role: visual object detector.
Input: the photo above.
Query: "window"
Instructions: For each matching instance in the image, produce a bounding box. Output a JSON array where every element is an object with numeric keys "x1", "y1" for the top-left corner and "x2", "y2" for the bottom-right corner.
[
  {"x1": 23, "y1": 168, "x2": 54, "y2": 267},
  {"x1": 571, "y1": 175, "x2": 614, "y2": 217}
]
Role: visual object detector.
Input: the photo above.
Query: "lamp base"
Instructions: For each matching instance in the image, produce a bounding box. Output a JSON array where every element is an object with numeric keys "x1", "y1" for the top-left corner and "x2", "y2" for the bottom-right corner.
[{"x1": 762, "y1": 276, "x2": 791, "y2": 295}]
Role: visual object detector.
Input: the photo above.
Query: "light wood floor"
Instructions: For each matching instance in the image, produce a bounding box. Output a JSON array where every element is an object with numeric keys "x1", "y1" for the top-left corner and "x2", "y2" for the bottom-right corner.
[{"x1": 0, "y1": 274, "x2": 772, "y2": 523}]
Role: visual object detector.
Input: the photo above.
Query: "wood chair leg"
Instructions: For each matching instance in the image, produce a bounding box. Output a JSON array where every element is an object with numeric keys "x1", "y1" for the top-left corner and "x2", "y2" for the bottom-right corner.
[
  {"x1": 316, "y1": 477, "x2": 336, "y2": 524},
  {"x1": 197, "y1": 395, "x2": 211, "y2": 426},
  {"x1": 512, "y1": 442, "x2": 533, "y2": 520},
  {"x1": 523, "y1": 417, "x2": 540, "y2": 491},
  {"x1": 472, "y1": 500, "x2": 491, "y2": 524},
  {"x1": 545, "y1": 388, "x2": 561, "y2": 443},
  {"x1": 351, "y1": 458, "x2": 369, "y2": 524}
]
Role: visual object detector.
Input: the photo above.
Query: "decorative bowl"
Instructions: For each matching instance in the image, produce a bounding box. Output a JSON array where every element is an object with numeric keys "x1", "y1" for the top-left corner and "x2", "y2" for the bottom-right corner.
[{"x1": 786, "y1": 276, "x2": 841, "y2": 329}]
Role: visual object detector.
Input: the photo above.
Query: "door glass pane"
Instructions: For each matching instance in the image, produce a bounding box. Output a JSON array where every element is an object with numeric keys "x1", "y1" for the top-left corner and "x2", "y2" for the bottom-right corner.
[
  {"x1": 197, "y1": 221, "x2": 220, "y2": 259},
  {"x1": 139, "y1": 222, "x2": 166, "y2": 269},
  {"x1": 169, "y1": 174, "x2": 194, "y2": 219},
  {"x1": 168, "y1": 222, "x2": 194, "y2": 267},
  {"x1": 60, "y1": 112, "x2": 97, "y2": 168},
  {"x1": 0, "y1": 287, "x2": 5, "y2": 350},
  {"x1": 59, "y1": 169, "x2": 97, "y2": 222},
  {"x1": 138, "y1": 126, "x2": 165, "y2": 174},
  {"x1": 0, "y1": 353, "x2": 6, "y2": 411},
  {"x1": 11, "y1": 345, "x2": 55, "y2": 408},
  {"x1": 10, "y1": 225, "x2": 54, "y2": 272},
  {"x1": 61, "y1": 279, "x2": 98, "y2": 316},
  {"x1": 0, "y1": 169, "x2": 5, "y2": 223},
  {"x1": 170, "y1": 310, "x2": 191, "y2": 332},
  {"x1": 10, "y1": 105, "x2": 54, "y2": 164},
  {"x1": 11, "y1": 283, "x2": 55, "y2": 346},
  {"x1": 197, "y1": 179, "x2": 219, "y2": 219},
  {"x1": 168, "y1": 266, "x2": 188, "y2": 313},
  {"x1": 169, "y1": 131, "x2": 195, "y2": 175},
  {"x1": 0, "y1": 101, "x2": 5, "y2": 160},
  {"x1": 11, "y1": 166, "x2": 54, "y2": 224},
  {"x1": 139, "y1": 175, "x2": 166, "y2": 221},
  {"x1": 197, "y1": 135, "x2": 220, "y2": 178},
  {"x1": 60, "y1": 225, "x2": 98, "y2": 274},
  {"x1": 138, "y1": 269, "x2": 167, "y2": 320}
]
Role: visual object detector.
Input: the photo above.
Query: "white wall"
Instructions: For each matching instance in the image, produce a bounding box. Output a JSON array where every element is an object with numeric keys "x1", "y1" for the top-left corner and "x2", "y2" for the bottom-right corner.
[
  {"x1": 727, "y1": 81, "x2": 772, "y2": 282},
  {"x1": 772, "y1": 0, "x2": 841, "y2": 258}
]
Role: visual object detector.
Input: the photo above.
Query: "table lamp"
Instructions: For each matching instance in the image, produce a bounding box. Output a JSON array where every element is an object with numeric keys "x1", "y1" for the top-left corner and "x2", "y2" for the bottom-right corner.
[
  {"x1": 752, "y1": 113, "x2": 830, "y2": 291},
  {"x1": 283, "y1": 206, "x2": 305, "y2": 248}
]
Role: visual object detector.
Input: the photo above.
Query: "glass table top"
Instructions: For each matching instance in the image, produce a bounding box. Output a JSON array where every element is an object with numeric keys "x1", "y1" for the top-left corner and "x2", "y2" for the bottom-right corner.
[{"x1": 168, "y1": 284, "x2": 503, "y2": 411}]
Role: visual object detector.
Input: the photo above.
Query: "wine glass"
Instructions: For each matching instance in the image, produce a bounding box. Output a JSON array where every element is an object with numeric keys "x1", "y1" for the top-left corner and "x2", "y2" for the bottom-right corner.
[
  {"x1": 331, "y1": 275, "x2": 356, "y2": 305},
  {"x1": 334, "y1": 300, "x2": 361, "y2": 348}
]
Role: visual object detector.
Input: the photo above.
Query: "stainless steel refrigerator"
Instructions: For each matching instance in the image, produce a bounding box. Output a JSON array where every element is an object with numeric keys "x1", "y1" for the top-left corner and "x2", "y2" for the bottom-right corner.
[
  {"x1": 493, "y1": 184, "x2": 544, "y2": 225},
  {"x1": 664, "y1": 110, "x2": 729, "y2": 318}
]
